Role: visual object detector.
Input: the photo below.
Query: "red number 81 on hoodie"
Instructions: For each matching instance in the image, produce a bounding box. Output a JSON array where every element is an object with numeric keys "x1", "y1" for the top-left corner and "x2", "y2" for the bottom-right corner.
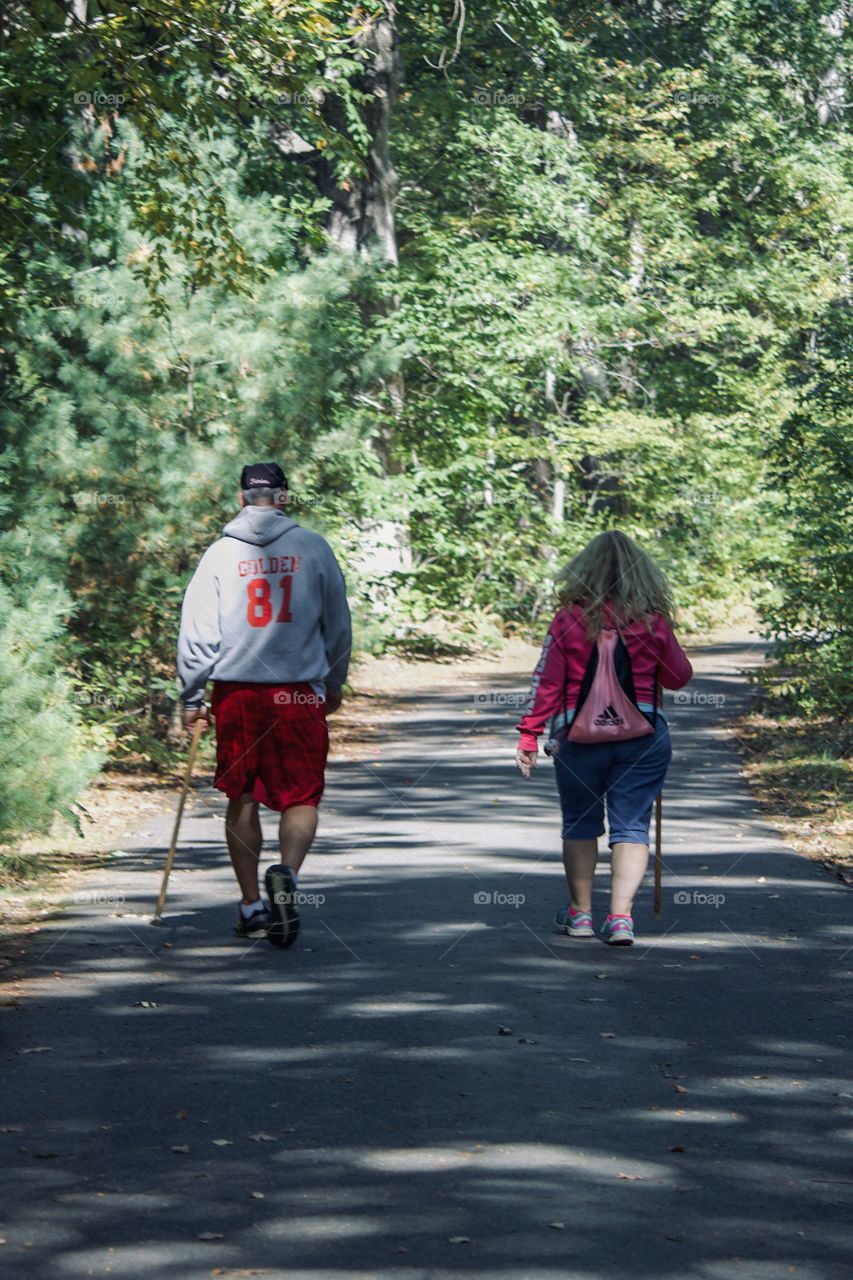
[{"x1": 246, "y1": 576, "x2": 294, "y2": 627}]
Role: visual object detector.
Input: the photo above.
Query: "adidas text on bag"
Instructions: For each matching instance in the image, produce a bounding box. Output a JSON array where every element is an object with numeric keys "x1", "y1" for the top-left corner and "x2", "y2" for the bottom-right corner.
[{"x1": 567, "y1": 628, "x2": 655, "y2": 744}]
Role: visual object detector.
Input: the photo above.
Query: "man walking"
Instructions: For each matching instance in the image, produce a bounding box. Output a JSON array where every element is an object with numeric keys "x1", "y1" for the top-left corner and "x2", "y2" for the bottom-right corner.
[{"x1": 177, "y1": 462, "x2": 351, "y2": 948}]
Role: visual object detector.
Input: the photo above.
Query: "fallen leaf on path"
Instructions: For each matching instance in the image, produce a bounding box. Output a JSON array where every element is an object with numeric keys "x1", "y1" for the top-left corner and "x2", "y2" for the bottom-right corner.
[
  {"x1": 250, "y1": 1191, "x2": 264, "y2": 1199},
  {"x1": 448, "y1": 1236, "x2": 471, "y2": 1244},
  {"x1": 17, "y1": 1047, "x2": 52, "y2": 1054},
  {"x1": 2, "y1": 1126, "x2": 23, "y2": 1132},
  {"x1": 133, "y1": 1001, "x2": 158, "y2": 1008},
  {"x1": 517, "y1": 1037, "x2": 538, "y2": 1045},
  {"x1": 549, "y1": 1221, "x2": 566, "y2": 1229},
  {"x1": 172, "y1": 1144, "x2": 190, "y2": 1153},
  {"x1": 497, "y1": 1025, "x2": 512, "y2": 1036},
  {"x1": 249, "y1": 1133, "x2": 276, "y2": 1143},
  {"x1": 617, "y1": 1172, "x2": 646, "y2": 1180},
  {"x1": 594, "y1": 973, "x2": 608, "y2": 980},
  {"x1": 600, "y1": 1032, "x2": 616, "y2": 1039},
  {"x1": 212, "y1": 1139, "x2": 233, "y2": 1147},
  {"x1": 197, "y1": 1231, "x2": 224, "y2": 1241},
  {"x1": 670, "y1": 1145, "x2": 685, "y2": 1153},
  {"x1": 672, "y1": 1084, "x2": 688, "y2": 1094}
]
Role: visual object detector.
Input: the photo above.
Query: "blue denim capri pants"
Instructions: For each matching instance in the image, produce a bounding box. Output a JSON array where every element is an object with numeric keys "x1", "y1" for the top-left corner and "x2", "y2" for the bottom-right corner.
[{"x1": 552, "y1": 717, "x2": 671, "y2": 846}]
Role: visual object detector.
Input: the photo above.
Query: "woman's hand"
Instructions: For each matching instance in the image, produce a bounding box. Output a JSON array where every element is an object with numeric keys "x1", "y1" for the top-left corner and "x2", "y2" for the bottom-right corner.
[{"x1": 515, "y1": 746, "x2": 537, "y2": 779}]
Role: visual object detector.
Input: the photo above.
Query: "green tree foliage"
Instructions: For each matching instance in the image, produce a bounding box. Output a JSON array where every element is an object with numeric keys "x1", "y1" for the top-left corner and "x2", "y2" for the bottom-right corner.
[
  {"x1": 757, "y1": 303, "x2": 853, "y2": 717},
  {"x1": 0, "y1": 582, "x2": 103, "y2": 849},
  {"x1": 385, "y1": 0, "x2": 851, "y2": 625},
  {"x1": 0, "y1": 0, "x2": 366, "y2": 311}
]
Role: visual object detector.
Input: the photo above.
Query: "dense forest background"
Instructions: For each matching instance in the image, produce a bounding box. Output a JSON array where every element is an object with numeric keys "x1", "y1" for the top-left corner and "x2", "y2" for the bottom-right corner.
[{"x1": 0, "y1": 1, "x2": 850, "y2": 846}]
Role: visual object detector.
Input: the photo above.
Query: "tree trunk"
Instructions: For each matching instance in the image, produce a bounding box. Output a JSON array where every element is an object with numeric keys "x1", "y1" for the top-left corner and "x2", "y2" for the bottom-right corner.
[{"x1": 311, "y1": 4, "x2": 402, "y2": 263}]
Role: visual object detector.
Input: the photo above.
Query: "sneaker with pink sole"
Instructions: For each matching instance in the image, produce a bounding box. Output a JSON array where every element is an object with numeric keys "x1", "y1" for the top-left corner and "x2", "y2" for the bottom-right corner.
[
  {"x1": 554, "y1": 905, "x2": 595, "y2": 937},
  {"x1": 601, "y1": 913, "x2": 635, "y2": 945}
]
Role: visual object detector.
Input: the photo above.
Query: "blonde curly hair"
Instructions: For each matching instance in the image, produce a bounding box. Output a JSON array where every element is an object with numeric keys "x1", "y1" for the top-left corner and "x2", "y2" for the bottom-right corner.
[{"x1": 557, "y1": 530, "x2": 676, "y2": 638}]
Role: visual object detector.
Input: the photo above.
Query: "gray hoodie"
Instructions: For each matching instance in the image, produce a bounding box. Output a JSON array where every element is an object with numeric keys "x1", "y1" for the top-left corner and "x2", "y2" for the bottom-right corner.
[{"x1": 176, "y1": 506, "x2": 351, "y2": 708}]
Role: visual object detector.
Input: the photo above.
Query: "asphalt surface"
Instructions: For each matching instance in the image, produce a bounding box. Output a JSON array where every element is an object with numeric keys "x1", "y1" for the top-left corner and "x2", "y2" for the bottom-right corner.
[{"x1": 1, "y1": 638, "x2": 852, "y2": 1279}]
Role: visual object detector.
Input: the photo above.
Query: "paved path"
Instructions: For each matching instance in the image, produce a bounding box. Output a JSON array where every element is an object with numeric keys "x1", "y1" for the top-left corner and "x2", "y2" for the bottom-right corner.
[{"x1": 1, "y1": 639, "x2": 852, "y2": 1279}]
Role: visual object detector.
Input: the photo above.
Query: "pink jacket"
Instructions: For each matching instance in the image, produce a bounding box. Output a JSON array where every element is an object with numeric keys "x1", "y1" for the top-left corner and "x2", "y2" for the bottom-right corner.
[{"x1": 516, "y1": 604, "x2": 693, "y2": 752}]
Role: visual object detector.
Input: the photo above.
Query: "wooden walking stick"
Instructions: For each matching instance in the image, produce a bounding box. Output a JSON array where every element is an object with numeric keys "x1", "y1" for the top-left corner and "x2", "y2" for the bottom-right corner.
[
  {"x1": 654, "y1": 788, "x2": 663, "y2": 918},
  {"x1": 654, "y1": 680, "x2": 663, "y2": 918},
  {"x1": 153, "y1": 716, "x2": 205, "y2": 922}
]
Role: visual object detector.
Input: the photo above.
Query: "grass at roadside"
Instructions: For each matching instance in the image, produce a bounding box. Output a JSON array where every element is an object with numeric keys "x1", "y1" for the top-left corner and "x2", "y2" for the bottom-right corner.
[
  {"x1": 0, "y1": 769, "x2": 191, "y2": 972},
  {"x1": 735, "y1": 705, "x2": 853, "y2": 882}
]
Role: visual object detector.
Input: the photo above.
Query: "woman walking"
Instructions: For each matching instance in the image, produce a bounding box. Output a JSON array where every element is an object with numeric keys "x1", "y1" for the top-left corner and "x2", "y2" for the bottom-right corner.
[{"x1": 516, "y1": 531, "x2": 692, "y2": 945}]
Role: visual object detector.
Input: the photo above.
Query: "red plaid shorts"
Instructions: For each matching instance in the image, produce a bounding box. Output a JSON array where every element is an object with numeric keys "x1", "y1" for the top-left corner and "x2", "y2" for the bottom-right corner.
[{"x1": 211, "y1": 681, "x2": 329, "y2": 812}]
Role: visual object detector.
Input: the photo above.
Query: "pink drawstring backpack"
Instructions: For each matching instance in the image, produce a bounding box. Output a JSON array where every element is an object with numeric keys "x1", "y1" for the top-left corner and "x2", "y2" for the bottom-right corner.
[{"x1": 567, "y1": 627, "x2": 655, "y2": 744}]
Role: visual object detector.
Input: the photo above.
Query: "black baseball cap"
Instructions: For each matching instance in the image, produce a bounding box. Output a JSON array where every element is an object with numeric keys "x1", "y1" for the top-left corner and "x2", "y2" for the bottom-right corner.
[{"x1": 240, "y1": 462, "x2": 288, "y2": 490}]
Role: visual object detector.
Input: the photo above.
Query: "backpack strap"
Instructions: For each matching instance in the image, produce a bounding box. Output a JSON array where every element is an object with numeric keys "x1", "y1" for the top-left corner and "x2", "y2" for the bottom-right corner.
[
  {"x1": 572, "y1": 638, "x2": 599, "y2": 721},
  {"x1": 614, "y1": 619, "x2": 661, "y2": 726}
]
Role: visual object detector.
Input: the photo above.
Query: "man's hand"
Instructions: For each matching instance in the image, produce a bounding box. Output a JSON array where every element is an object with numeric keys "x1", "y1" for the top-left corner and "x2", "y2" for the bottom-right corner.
[
  {"x1": 324, "y1": 688, "x2": 343, "y2": 715},
  {"x1": 183, "y1": 704, "x2": 211, "y2": 734},
  {"x1": 515, "y1": 746, "x2": 537, "y2": 779}
]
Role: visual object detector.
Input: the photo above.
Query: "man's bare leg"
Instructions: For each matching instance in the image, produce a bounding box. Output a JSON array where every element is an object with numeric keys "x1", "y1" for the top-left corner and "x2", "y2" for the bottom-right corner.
[
  {"x1": 225, "y1": 793, "x2": 263, "y2": 900},
  {"x1": 279, "y1": 804, "x2": 318, "y2": 875}
]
